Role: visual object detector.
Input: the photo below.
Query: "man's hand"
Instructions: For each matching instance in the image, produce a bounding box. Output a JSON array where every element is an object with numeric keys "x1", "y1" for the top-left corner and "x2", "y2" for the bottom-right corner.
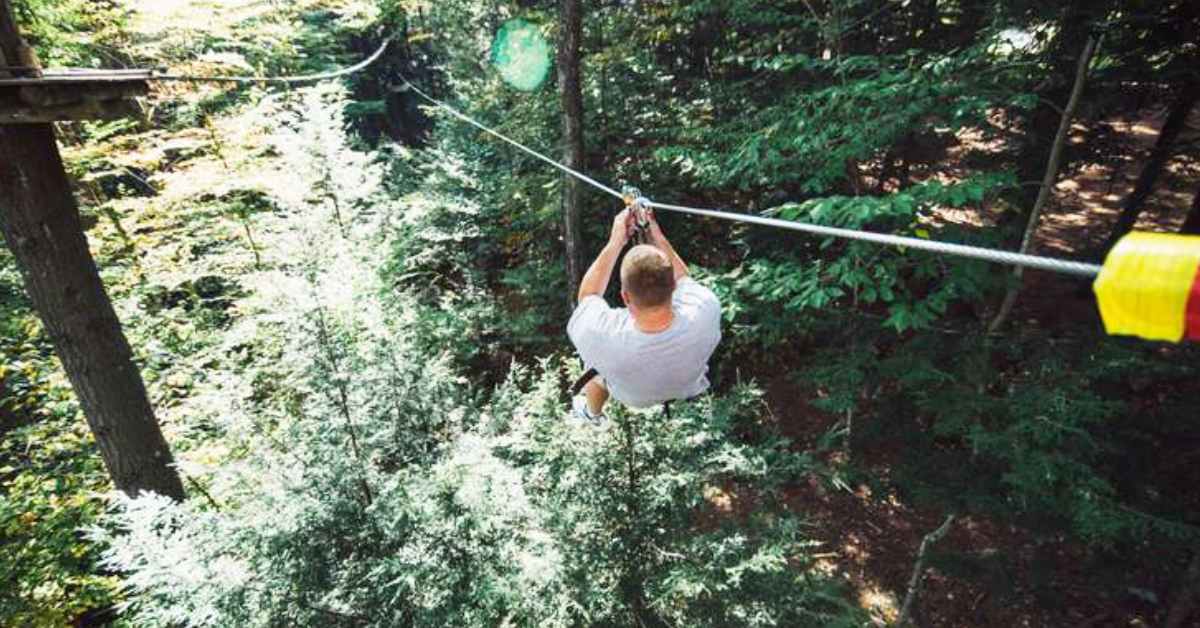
[
  {"x1": 577, "y1": 208, "x2": 633, "y2": 302},
  {"x1": 609, "y1": 208, "x2": 633, "y2": 248}
]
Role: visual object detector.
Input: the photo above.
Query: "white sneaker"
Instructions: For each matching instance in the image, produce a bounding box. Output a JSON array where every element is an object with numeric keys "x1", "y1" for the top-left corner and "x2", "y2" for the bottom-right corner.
[{"x1": 571, "y1": 395, "x2": 607, "y2": 425}]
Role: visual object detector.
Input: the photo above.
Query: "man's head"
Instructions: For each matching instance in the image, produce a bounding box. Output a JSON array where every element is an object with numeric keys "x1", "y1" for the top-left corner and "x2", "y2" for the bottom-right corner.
[{"x1": 620, "y1": 244, "x2": 675, "y2": 311}]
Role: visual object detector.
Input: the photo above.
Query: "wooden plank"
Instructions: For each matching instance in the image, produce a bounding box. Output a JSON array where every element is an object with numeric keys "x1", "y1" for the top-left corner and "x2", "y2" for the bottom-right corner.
[
  {"x1": 0, "y1": 97, "x2": 142, "y2": 123},
  {"x1": 0, "y1": 67, "x2": 147, "y2": 76},
  {"x1": 16, "y1": 81, "x2": 148, "y2": 107},
  {"x1": 0, "y1": 73, "x2": 153, "y2": 86},
  {"x1": 43, "y1": 68, "x2": 156, "y2": 77}
]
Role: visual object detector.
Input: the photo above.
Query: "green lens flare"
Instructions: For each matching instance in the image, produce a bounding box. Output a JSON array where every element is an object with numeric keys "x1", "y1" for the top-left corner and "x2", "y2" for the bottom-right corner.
[{"x1": 491, "y1": 19, "x2": 551, "y2": 92}]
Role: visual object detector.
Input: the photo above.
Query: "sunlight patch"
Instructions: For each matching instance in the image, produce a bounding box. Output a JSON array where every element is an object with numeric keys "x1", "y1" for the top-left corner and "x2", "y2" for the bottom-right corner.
[
  {"x1": 491, "y1": 19, "x2": 551, "y2": 92},
  {"x1": 858, "y1": 583, "x2": 900, "y2": 623}
]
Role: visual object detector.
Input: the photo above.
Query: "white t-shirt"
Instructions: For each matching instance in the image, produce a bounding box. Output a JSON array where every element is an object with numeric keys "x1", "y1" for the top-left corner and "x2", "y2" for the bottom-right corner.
[{"x1": 567, "y1": 277, "x2": 722, "y2": 408}]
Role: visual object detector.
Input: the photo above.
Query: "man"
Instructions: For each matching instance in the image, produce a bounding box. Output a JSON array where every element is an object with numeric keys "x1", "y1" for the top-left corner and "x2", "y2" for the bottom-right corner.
[{"x1": 567, "y1": 207, "x2": 722, "y2": 421}]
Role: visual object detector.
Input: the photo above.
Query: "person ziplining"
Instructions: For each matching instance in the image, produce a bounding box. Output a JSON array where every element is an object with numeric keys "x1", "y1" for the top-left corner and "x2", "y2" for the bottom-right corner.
[{"x1": 567, "y1": 206, "x2": 721, "y2": 423}]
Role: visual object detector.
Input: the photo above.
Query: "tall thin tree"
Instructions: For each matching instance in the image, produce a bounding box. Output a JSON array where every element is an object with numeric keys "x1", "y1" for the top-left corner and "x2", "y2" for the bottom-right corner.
[
  {"x1": 0, "y1": 0, "x2": 185, "y2": 500},
  {"x1": 1101, "y1": 84, "x2": 1200, "y2": 253},
  {"x1": 558, "y1": 0, "x2": 585, "y2": 304},
  {"x1": 988, "y1": 35, "x2": 1099, "y2": 334}
]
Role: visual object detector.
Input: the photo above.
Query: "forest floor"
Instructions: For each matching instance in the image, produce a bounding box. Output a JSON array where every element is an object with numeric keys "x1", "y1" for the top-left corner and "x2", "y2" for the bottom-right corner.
[
  {"x1": 973, "y1": 109, "x2": 1199, "y2": 335},
  {"x1": 765, "y1": 374, "x2": 1179, "y2": 627},
  {"x1": 46, "y1": 1, "x2": 1197, "y2": 625},
  {"x1": 755, "y1": 109, "x2": 1200, "y2": 627}
]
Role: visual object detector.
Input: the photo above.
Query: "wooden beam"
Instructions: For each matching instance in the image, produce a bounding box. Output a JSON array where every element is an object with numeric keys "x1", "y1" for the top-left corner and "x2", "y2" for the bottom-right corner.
[
  {"x1": 18, "y1": 81, "x2": 148, "y2": 106},
  {"x1": 43, "y1": 68, "x2": 154, "y2": 76},
  {"x1": 0, "y1": 71, "x2": 155, "y2": 86},
  {"x1": 0, "y1": 5, "x2": 146, "y2": 123},
  {"x1": 0, "y1": 97, "x2": 143, "y2": 123},
  {"x1": 0, "y1": 79, "x2": 148, "y2": 121}
]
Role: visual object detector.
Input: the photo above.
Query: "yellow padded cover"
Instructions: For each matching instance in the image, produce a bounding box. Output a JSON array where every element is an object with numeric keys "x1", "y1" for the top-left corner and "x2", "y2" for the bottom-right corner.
[{"x1": 1093, "y1": 232, "x2": 1200, "y2": 342}]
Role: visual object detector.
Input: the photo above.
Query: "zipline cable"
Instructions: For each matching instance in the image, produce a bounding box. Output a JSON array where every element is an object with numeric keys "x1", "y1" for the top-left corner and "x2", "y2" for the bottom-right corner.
[
  {"x1": 401, "y1": 71, "x2": 1103, "y2": 277},
  {"x1": 644, "y1": 201, "x2": 1103, "y2": 277},
  {"x1": 154, "y1": 36, "x2": 393, "y2": 84},
  {"x1": 399, "y1": 77, "x2": 625, "y2": 200}
]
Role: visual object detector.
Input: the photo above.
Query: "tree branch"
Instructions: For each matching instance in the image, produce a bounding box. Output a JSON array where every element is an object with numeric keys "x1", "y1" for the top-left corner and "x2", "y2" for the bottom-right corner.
[{"x1": 897, "y1": 514, "x2": 956, "y2": 627}]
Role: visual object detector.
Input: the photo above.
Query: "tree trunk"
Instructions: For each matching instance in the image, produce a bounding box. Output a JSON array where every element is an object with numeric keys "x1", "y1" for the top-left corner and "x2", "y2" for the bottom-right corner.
[
  {"x1": 558, "y1": 0, "x2": 585, "y2": 305},
  {"x1": 1101, "y1": 85, "x2": 1200, "y2": 253},
  {"x1": 0, "y1": 0, "x2": 185, "y2": 501},
  {"x1": 1181, "y1": 183, "x2": 1200, "y2": 235}
]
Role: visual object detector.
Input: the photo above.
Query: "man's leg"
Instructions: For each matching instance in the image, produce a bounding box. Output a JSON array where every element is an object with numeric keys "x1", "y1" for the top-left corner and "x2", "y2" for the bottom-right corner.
[{"x1": 585, "y1": 378, "x2": 609, "y2": 416}]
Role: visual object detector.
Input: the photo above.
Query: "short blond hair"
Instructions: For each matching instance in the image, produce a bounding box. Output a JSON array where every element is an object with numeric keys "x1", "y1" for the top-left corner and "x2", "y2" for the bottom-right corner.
[{"x1": 620, "y1": 245, "x2": 675, "y2": 308}]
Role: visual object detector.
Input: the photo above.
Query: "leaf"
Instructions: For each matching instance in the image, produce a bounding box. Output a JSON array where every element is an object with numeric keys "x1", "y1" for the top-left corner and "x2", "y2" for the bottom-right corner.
[{"x1": 967, "y1": 183, "x2": 986, "y2": 203}]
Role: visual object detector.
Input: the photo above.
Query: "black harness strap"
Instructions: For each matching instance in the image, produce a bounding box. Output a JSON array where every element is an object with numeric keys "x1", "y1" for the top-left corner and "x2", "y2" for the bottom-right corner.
[
  {"x1": 570, "y1": 368, "x2": 691, "y2": 419},
  {"x1": 570, "y1": 367, "x2": 599, "y2": 397}
]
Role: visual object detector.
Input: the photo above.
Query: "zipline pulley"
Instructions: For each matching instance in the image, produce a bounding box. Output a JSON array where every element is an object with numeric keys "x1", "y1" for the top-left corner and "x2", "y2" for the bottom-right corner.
[{"x1": 621, "y1": 184, "x2": 652, "y2": 244}]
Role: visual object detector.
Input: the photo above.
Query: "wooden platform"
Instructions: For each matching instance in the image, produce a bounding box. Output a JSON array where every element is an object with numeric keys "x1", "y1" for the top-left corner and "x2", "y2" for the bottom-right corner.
[
  {"x1": 0, "y1": 69, "x2": 149, "y2": 123},
  {"x1": 0, "y1": 68, "x2": 155, "y2": 86}
]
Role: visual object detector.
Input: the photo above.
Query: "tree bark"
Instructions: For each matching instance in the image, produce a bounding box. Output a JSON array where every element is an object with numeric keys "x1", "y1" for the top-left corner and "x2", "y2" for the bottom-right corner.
[
  {"x1": 1181, "y1": 183, "x2": 1200, "y2": 235},
  {"x1": 0, "y1": 0, "x2": 185, "y2": 501},
  {"x1": 1102, "y1": 84, "x2": 1200, "y2": 253},
  {"x1": 558, "y1": 0, "x2": 585, "y2": 305},
  {"x1": 988, "y1": 35, "x2": 1099, "y2": 334}
]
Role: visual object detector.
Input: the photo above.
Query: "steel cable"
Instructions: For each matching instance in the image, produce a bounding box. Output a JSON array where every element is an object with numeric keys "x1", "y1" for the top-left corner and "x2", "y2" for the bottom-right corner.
[{"x1": 407, "y1": 72, "x2": 1105, "y2": 278}]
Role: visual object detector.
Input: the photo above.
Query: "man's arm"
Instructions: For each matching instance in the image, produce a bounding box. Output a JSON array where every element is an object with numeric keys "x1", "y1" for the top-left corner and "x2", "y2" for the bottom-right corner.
[
  {"x1": 577, "y1": 209, "x2": 633, "y2": 302},
  {"x1": 647, "y1": 212, "x2": 688, "y2": 280}
]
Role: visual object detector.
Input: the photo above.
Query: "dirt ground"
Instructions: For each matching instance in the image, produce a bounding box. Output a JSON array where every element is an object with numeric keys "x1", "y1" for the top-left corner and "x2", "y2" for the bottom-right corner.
[{"x1": 994, "y1": 108, "x2": 1199, "y2": 336}]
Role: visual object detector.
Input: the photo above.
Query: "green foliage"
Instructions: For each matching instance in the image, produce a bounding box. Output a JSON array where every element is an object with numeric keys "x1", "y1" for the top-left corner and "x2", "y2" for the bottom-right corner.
[
  {"x1": 381, "y1": 140, "x2": 565, "y2": 364},
  {"x1": 96, "y1": 323, "x2": 862, "y2": 626},
  {"x1": 5, "y1": 0, "x2": 1199, "y2": 624},
  {"x1": 391, "y1": 4, "x2": 1200, "y2": 605},
  {"x1": 10, "y1": 0, "x2": 129, "y2": 67},
  {"x1": 88, "y1": 84, "x2": 862, "y2": 624},
  {"x1": 0, "y1": 415, "x2": 117, "y2": 627},
  {"x1": 659, "y1": 48, "x2": 1023, "y2": 194},
  {"x1": 498, "y1": 376, "x2": 862, "y2": 627},
  {"x1": 1, "y1": 251, "x2": 121, "y2": 627}
]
